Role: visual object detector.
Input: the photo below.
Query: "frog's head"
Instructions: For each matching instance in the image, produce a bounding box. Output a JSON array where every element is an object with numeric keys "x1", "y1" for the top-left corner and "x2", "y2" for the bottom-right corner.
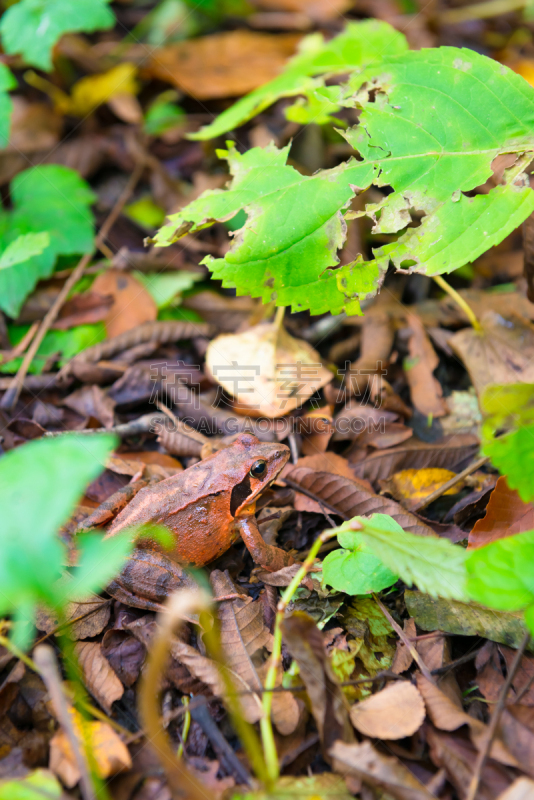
[{"x1": 229, "y1": 433, "x2": 290, "y2": 517}]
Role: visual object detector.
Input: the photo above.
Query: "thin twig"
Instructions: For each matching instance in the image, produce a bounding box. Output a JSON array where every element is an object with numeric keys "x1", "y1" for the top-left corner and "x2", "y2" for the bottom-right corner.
[
  {"x1": 439, "y1": 0, "x2": 525, "y2": 24},
  {"x1": 412, "y1": 455, "x2": 491, "y2": 512},
  {"x1": 33, "y1": 644, "x2": 95, "y2": 800},
  {"x1": 466, "y1": 630, "x2": 531, "y2": 800},
  {"x1": 0, "y1": 322, "x2": 39, "y2": 364},
  {"x1": 0, "y1": 161, "x2": 145, "y2": 410},
  {"x1": 373, "y1": 594, "x2": 435, "y2": 684}
]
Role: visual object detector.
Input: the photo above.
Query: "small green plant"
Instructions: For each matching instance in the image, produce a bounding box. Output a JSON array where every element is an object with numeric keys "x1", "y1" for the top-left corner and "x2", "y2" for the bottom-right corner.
[
  {"x1": 0, "y1": 0, "x2": 116, "y2": 71},
  {"x1": 0, "y1": 433, "x2": 133, "y2": 648},
  {"x1": 151, "y1": 24, "x2": 534, "y2": 316},
  {"x1": 0, "y1": 165, "x2": 96, "y2": 317}
]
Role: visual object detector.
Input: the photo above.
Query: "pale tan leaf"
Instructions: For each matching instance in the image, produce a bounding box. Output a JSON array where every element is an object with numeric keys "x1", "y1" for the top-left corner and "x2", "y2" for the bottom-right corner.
[
  {"x1": 350, "y1": 681, "x2": 425, "y2": 739},
  {"x1": 497, "y1": 778, "x2": 534, "y2": 800},
  {"x1": 330, "y1": 740, "x2": 436, "y2": 800},
  {"x1": 205, "y1": 321, "x2": 331, "y2": 417},
  {"x1": 36, "y1": 598, "x2": 110, "y2": 640},
  {"x1": 74, "y1": 642, "x2": 123, "y2": 713},
  {"x1": 392, "y1": 618, "x2": 416, "y2": 674}
]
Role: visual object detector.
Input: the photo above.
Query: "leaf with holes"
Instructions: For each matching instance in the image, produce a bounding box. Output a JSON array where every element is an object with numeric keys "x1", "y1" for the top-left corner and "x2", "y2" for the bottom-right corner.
[{"x1": 154, "y1": 46, "x2": 534, "y2": 314}]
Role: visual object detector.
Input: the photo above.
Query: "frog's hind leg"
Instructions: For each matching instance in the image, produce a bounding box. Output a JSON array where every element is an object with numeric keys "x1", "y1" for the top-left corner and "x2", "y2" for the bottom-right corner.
[{"x1": 237, "y1": 515, "x2": 294, "y2": 572}]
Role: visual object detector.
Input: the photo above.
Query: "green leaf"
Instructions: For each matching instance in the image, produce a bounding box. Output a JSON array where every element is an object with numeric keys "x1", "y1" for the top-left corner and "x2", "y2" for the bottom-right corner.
[
  {"x1": 0, "y1": 232, "x2": 50, "y2": 270},
  {"x1": 155, "y1": 46, "x2": 534, "y2": 314},
  {"x1": 0, "y1": 166, "x2": 95, "y2": 317},
  {"x1": 0, "y1": 63, "x2": 16, "y2": 149},
  {"x1": 0, "y1": 769, "x2": 62, "y2": 800},
  {"x1": 466, "y1": 530, "x2": 534, "y2": 611},
  {"x1": 190, "y1": 21, "x2": 408, "y2": 140},
  {"x1": 2, "y1": 323, "x2": 106, "y2": 374},
  {"x1": 347, "y1": 513, "x2": 468, "y2": 600},
  {"x1": 0, "y1": 434, "x2": 116, "y2": 646},
  {"x1": 322, "y1": 530, "x2": 397, "y2": 595},
  {"x1": 61, "y1": 532, "x2": 133, "y2": 601},
  {"x1": 153, "y1": 141, "x2": 378, "y2": 315},
  {"x1": 0, "y1": 0, "x2": 115, "y2": 71},
  {"x1": 134, "y1": 270, "x2": 202, "y2": 308}
]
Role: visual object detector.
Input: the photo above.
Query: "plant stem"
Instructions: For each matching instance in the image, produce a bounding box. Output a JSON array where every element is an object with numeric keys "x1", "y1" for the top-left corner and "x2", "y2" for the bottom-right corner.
[
  {"x1": 432, "y1": 274, "x2": 481, "y2": 331},
  {"x1": 274, "y1": 306, "x2": 286, "y2": 329},
  {"x1": 261, "y1": 529, "x2": 339, "y2": 783},
  {"x1": 439, "y1": 0, "x2": 525, "y2": 24}
]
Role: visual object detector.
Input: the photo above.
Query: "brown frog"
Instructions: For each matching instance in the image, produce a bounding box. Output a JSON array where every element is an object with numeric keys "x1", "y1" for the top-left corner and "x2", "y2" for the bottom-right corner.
[{"x1": 105, "y1": 433, "x2": 294, "y2": 610}]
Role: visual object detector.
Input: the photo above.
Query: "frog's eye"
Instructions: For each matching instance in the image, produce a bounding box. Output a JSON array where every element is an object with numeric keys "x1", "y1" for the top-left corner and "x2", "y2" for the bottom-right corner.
[{"x1": 250, "y1": 459, "x2": 267, "y2": 478}]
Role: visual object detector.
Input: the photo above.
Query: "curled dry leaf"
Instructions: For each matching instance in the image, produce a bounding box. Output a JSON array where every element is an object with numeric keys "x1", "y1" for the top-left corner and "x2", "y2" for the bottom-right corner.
[
  {"x1": 49, "y1": 708, "x2": 131, "y2": 788},
  {"x1": 91, "y1": 269, "x2": 157, "y2": 338},
  {"x1": 148, "y1": 30, "x2": 301, "y2": 99},
  {"x1": 333, "y1": 401, "x2": 399, "y2": 442},
  {"x1": 405, "y1": 313, "x2": 447, "y2": 418},
  {"x1": 450, "y1": 311, "x2": 534, "y2": 396},
  {"x1": 469, "y1": 476, "x2": 534, "y2": 549},
  {"x1": 155, "y1": 418, "x2": 208, "y2": 458},
  {"x1": 211, "y1": 570, "x2": 299, "y2": 735},
  {"x1": 285, "y1": 466, "x2": 436, "y2": 538},
  {"x1": 351, "y1": 433, "x2": 479, "y2": 483},
  {"x1": 281, "y1": 612, "x2": 354, "y2": 756},
  {"x1": 205, "y1": 321, "x2": 332, "y2": 418},
  {"x1": 330, "y1": 740, "x2": 436, "y2": 800},
  {"x1": 416, "y1": 673, "x2": 518, "y2": 767},
  {"x1": 73, "y1": 641, "x2": 123, "y2": 713},
  {"x1": 349, "y1": 681, "x2": 425, "y2": 740}
]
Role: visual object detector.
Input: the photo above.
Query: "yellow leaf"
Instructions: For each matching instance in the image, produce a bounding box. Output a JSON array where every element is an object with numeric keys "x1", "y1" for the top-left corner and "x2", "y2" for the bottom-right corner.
[
  {"x1": 63, "y1": 63, "x2": 139, "y2": 117},
  {"x1": 386, "y1": 468, "x2": 459, "y2": 503}
]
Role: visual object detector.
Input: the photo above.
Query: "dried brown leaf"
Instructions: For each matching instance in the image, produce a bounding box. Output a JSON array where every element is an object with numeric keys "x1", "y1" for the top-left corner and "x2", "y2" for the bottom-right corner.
[
  {"x1": 330, "y1": 740, "x2": 436, "y2": 800},
  {"x1": 281, "y1": 612, "x2": 354, "y2": 757},
  {"x1": 392, "y1": 618, "x2": 416, "y2": 674},
  {"x1": 349, "y1": 681, "x2": 425, "y2": 739},
  {"x1": 155, "y1": 418, "x2": 208, "y2": 458},
  {"x1": 285, "y1": 466, "x2": 436, "y2": 537},
  {"x1": 469, "y1": 477, "x2": 534, "y2": 549},
  {"x1": 35, "y1": 599, "x2": 110, "y2": 641},
  {"x1": 450, "y1": 311, "x2": 534, "y2": 396},
  {"x1": 74, "y1": 642, "x2": 123, "y2": 713},
  {"x1": 351, "y1": 433, "x2": 479, "y2": 483},
  {"x1": 91, "y1": 269, "x2": 157, "y2": 338},
  {"x1": 63, "y1": 385, "x2": 115, "y2": 428},
  {"x1": 148, "y1": 30, "x2": 301, "y2": 99},
  {"x1": 405, "y1": 313, "x2": 447, "y2": 418}
]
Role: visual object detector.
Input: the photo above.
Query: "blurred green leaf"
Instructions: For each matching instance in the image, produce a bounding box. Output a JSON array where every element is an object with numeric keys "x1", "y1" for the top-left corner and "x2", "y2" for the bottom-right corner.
[
  {"x1": 0, "y1": 63, "x2": 16, "y2": 148},
  {"x1": 0, "y1": 768, "x2": 62, "y2": 800},
  {"x1": 0, "y1": 166, "x2": 95, "y2": 317},
  {"x1": 0, "y1": 0, "x2": 115, "y2": 71},
  {"x1": 135, "y1": 270, "x2": 202, "y2": 308},
  {"x1": 466, "y1": 530, "x2": 534, "y2": 612},
  {"x1": 144, "y1": 92, "x2": 185, "y2": 136},
  {"x1": 2, "y1": 323, "x2": 106, "y2": 374},
  {"x1": 60, "y1": 531, "x2": 134, "y2": 601},
  {"x1": 124, "y1": 197, "x2": 166, "y2": 230},
  {"x1": 0, "y1": 434, "x2": 116, "y2": 647},
  {"x1": 0, "y1": 232, "x2": 50, "y2": 270}
]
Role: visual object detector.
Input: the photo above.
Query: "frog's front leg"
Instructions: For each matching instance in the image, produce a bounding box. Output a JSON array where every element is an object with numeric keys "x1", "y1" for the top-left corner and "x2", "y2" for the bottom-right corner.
[
  {"x1": 237, "y1": 515, "x2": 295, "y2": 572},
  {"x1": 106, "y1": 549, "x2": 197, "y2": 612}
]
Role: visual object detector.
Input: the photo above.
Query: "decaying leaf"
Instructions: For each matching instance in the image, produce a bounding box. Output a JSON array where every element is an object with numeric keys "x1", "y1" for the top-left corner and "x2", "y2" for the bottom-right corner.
[
  {"x1": 148, "y1": 30, "x2": 301, "y2": 99},
  {"x1": 330, "y1": 740, "x2": 436, "y2": 800},
  {"x1": 405, "y1": 591, "x2": 532, "y2": 651},
  {"x1": 205, "y1": 321, "x2": 332, "y2": 417},
  {"x1": 74, "y1": 641, "x2": 123, "y2": 713},
  {"x1": 281, "y1": 612, "x2": 354, "y2": 756},
  {"x1": 381, "y1": 468, "x2": 461, "y2": 510},
  {"x1": 49, "y1": 708, "x2": 131, "y2": 788},
  {"x1": 349, "y1": 681, "x2": 425, "y2": 739},
  {"x1": 450, "y1": 311, "x2": 534, "y2": 396},
  {"x1": 469, "y1": 476, "x2": 534, "y2": 549},
  {"x1": 91, "y1": 269, "x2": 158, "y2": 338},
  {"x1": 35, "y1": 597, "x2": 110, "y2": 640},
  {"x1": 351, "y1": 433, "x2": 479, "y2": 483},
  {"x1": 285, "y1": 466, "x2": 436, "y2": 538},
  {"x1": 405, "y1": 314, "x2": 447, "y2": 418}
]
